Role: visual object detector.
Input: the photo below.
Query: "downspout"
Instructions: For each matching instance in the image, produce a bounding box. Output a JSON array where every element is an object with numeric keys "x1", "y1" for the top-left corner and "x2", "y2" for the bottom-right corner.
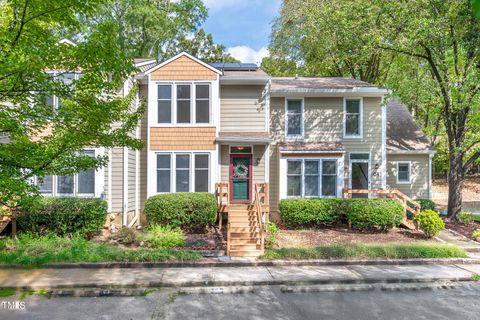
[{"x1": 381, "y1": 96, "x2": 387, "y2": 189}]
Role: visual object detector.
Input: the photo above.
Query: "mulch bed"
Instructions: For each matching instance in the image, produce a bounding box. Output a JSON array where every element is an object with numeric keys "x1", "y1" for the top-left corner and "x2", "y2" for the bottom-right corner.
[
  {"x1": 276, "y1": 226, "x2": 432, "y2": 248},
  {"x1": 184, "y1": 227, "x2": 225, "y2": 250},
  {"x1": 443, "y1": 218, "x2": 480, "y2": 241}
]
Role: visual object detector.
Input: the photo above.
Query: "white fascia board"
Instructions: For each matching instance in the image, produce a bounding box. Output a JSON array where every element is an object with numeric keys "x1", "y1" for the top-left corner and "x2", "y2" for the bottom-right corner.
[
  {"x1": 216, "y1": 138, "x2": 272, "y2": 144},
  {"x1": 144, "y1": 52, "x2": 223, "y2": 76},
  {"x1": 280, "y1": 150, "x2": 345, "y2": 154},
  {"x1": 387, "y1": 150, "x2": 436, "y2": 155},
  {"x1": 270, "y1": 87, "x2": 388, "y2": 97}
]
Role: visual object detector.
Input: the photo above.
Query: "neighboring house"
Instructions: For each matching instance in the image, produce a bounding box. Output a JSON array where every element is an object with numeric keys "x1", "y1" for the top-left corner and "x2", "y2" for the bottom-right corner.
[{"x1": 35, "y1": 52, "x2": 435, "y2": 227}]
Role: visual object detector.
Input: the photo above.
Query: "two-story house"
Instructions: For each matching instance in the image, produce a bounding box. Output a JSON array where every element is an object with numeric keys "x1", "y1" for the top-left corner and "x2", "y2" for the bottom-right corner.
[{"x1": 36, "y1": 52, "x2": 434, "y2": 255}]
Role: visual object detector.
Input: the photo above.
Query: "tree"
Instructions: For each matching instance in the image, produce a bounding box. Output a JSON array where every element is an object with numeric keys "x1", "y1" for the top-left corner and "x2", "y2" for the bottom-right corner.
[
  {"x1": 92, "y1": 0, "x2": 236, "y2": 62},
  {"x1": 0, "y1": 0, "x2": 144, "y2": 210},
  {"x1": 267, "y1": 0, "x2": 480, "y2": 219}
]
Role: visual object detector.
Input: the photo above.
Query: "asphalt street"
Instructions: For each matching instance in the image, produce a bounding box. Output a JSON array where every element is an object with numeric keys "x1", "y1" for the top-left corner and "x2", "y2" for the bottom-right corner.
[{"x1": 2, "y1": 282, "x2": 480, "y2": 320}]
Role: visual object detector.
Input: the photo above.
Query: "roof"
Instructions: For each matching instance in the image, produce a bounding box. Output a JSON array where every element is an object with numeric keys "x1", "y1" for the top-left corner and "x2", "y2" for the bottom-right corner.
[
  {"x1": 271, "y1": 77, "x2": 377, "y2": 91},
  {"x1": 387, "y1": 99, "x2": 432, "y2": 152},
  {"x1": 222, "y1": 70, "x2": 268, "y2": 77},
  {"x1": 278, "y1": 141, "x2": 345, "y2": 153},
  {"x1": 217, "y1": 132, "x2": 271, "y2": 143},
  {"x1": 210, "y1": 63, "x2": 259, "y2": 71}
]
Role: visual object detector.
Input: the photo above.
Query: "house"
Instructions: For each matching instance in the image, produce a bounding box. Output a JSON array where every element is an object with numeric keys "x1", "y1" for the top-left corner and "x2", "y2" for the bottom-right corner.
[{"x1": 36, "y1": 52, "x2": 435, "y2": 255}]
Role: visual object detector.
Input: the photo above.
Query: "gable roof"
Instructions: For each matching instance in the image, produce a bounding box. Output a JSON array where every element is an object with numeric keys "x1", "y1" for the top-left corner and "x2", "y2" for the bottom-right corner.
[
  {"x1": 387, "y1": 99, "x2": 433, "y2": 152},
  {"x1": 143, "y1": 52, "x2": 222, "y2": 76}
]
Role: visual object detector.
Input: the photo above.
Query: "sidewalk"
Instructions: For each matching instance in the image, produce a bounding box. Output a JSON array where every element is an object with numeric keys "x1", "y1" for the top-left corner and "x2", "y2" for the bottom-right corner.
[
  {"x1": 1, "y1": 263, "x2": 479, "y2": 292},
  {"x1": 437, "y1": 229, "x2": 480, "y2": 258}
]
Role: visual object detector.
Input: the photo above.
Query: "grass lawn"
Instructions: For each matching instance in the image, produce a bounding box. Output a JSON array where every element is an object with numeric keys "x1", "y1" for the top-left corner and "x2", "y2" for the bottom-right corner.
[
  {"x1": 262, "y1": 243, "x2": 467, "y2": 260},
  {"x1": 0, "y1": 234, "x2": 202, "y2": 267}
]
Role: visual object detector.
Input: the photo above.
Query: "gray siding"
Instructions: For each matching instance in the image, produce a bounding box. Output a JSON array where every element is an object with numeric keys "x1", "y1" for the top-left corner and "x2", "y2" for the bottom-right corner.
[
  {"x1": 138, "y1": 84, "x2": 149, "y2": 210},
  {"x1": 127, "y1": 149, "x2": 136, "y2": 212},
  {"x1": 387, "y1": 154, "x2": 430, "y2": 199},
  {"x1": 111, "y1": 147, "x2": 124, "y2": 212}
]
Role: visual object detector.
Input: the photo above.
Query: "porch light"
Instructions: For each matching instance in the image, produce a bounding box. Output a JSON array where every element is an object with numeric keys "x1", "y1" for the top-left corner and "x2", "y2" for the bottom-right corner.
[{"x1": 237, "y1": 146, "x2": 245, "y2": 151}]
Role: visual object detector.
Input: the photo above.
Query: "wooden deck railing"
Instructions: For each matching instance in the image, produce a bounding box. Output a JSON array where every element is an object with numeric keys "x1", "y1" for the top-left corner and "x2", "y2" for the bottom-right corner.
[
  {"x1": 215, "y1": 182, "x2": 229, "y2": 230},
  {"x1": 254, "y1": 183, "x2": 269, "y2": 255}
]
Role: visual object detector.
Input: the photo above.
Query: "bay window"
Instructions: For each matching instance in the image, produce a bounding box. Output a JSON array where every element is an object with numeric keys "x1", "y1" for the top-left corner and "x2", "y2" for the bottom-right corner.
[{"x1": 286, "y1": 159, "x2": 339, "y2": 198}]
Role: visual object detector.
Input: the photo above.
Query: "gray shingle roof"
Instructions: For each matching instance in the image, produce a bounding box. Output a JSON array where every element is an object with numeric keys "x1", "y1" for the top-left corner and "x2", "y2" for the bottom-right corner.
[
  {"x1": 278, "y1": 141, "x2": 345, "y2": 153},
  {"x1": 271, "y1": 77, "x2": 377, "y2": 91},
  {"x1": 387, "y1": 99, "x2": 432, "y2": 151},
  {"x1": 217, "y1": 131, "x2": 271, "y2": 143}
]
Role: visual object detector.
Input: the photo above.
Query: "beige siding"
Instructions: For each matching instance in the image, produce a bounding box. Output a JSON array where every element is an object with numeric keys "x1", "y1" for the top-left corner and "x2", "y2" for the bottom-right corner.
[
  {"x1": 111, "y1": 147, "x2": 124, "y2": 212},
  {"x1": 127, "y1": 149, "x2": 136, "y2": 212},
  {"x1": 150, "y1": 55, "x2": 217, "y2": 81},
  {"x1": 220, "y1": 145, "x2": 229, "y2": 182},
  {"x1": 139, "y1": 84, "x2": 149, "y2": 210},
  {"x1": 269, "y1": 145, "x2": 280, "y2": 213},
  {"x1": 150, "y1": 127, "x2": 216, "y2": 150},
  {"x1": 387, "y1": 154, "x2": 430, "y2": 199},
  {"x1": 220, "y1": 85, "x2": 266, "y2": 132}
]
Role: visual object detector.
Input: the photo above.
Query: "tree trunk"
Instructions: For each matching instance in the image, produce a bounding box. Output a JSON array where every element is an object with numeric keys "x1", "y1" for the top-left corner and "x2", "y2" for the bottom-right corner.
[{"x1": 447, "y1": 153, "x2": 464, "y2": 220}]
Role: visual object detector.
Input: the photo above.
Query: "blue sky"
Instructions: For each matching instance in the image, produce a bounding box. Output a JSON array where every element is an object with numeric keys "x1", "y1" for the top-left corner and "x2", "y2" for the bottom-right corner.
[{"x1": 201, "y1": 0, "x2": 282, "y2": 63}]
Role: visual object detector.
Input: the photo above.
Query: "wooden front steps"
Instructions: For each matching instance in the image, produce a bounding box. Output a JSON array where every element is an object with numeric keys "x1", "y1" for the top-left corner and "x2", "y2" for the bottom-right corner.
[
  {"x1": 227, "y1": 205, "x2": 263, "y2": 257},
  {"x1": 0, "y1": 216, "x2": 11, "y2": 235}
]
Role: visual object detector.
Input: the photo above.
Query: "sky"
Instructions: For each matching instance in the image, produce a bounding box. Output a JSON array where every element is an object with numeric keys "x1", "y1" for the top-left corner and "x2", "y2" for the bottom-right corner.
[{"x1": 201, "y1": 0, "x2": 282, "y2": 64}]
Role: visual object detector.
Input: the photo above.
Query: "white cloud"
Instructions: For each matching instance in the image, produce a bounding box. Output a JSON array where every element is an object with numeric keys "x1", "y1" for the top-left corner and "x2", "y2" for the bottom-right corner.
[{"x1": 227, "y1": 46, "x2": 269, "y2": 64}]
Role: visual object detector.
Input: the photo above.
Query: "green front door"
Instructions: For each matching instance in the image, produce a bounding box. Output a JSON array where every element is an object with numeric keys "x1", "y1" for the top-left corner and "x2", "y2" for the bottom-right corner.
[{"x1": 231, "y1": 155, "x2": 251, "y2": 202}]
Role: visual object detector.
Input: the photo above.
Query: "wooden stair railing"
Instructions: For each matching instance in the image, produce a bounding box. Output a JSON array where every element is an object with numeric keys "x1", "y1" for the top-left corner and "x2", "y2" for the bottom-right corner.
[
  {"x1": 254, "y1": 184, "x2": 266, "y2": 255},
  {"x1": 215, "y1": 182, "x2": 229, "y2": 230}
]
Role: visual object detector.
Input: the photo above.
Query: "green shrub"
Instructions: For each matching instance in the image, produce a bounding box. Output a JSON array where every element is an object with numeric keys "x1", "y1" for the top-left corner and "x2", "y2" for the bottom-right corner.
[
  {"x1": 472, "y1": 229, "x2": 480, "y2": 241},
  {"x1": 414, "y1": 210, "x2": 445, "y2": 238},
  {"x1": 266, "y1": 222, "x2": 279, "y2": 249},
  {"x1": 458, "y1": 211, "x2": 474, "y2": 224},
  {"x1": 16, "y1": 197, "x2": 107, "y2": 238},
  {"x1": 343, "y1": 199, "x2": 404, "y2": 230},
  {"x1": 279, "y1": 198, "x2": 341, "y2": 228},
  {"x1": 137, "y1": 224, "x2": 184, "y2": 249},
  {"x1": 144, "y1": 193, "x2": 216, "y2": 231},
  {"x1": 408, "y1": 199, "x2": 436, "y2": 212}
]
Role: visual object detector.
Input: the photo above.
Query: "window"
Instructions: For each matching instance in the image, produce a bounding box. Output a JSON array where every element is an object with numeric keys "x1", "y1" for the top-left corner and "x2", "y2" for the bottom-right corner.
[
  {"x1": 176, "y1": 84, "x2": 191, "y2": 123},
  {"x1": 286, "y1": 159, "x2": 338, "y2": 198},
  {"x1": 57, "y1": 175, "x2": 74, "y2": 195},
  {"x1": 157, "y1": 154, "x2": 171, "y2": 193},
  {"x1": 195, "y1": 84, "x2": 210, "y2": 123},
  {"x1": 157, "y1": 83, "x2": 211, "y2": 125},
  {"x1": 286, "y1": 99, "x2": 303, "y2": 138},
  {"x1": 156, "y1": 153, "x2": 210, "y2": 193},
  {"x1": 344, "y1": 99, "x2": 362, "y2": 137},
  {"x1": 77, "y1": 151, "x2": 95, "y2": 195},
  {"x1": 38, "y1": 175, "x2": 53, "y2": 195},
  {"x1": 157, "y1": 85, "x2": 172, "y2": 123},
  {"x1": 397, "y1": 162, "x2": 411, "y2": 183},
  {"x1": 195, "y1": 154, "x2": 209, "y2": 192}
]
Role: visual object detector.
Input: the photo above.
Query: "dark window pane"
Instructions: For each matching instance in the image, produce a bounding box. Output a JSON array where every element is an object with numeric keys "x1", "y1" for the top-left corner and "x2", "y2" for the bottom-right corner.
[
  {"x1": 287, "y1": 176, "x2": 301, "y2": 196},
  {"x1": 158, "y1": 85, "x2": 171, "y2": 99},
  {"x1": 157, "y1": 155, "x2": 170, "y2": 169},
  {"x1": 195, "y1": 170, "x2": 208, "y2": 192},
  {"x1": 195, "y1": 155, "x2": 209, "y2": 169},
  {"x1": 305, "y1": 161, "x2": 319, "y2": 174},
  {"x1": 177, "y1": 100, "x2": 190, "y2": 123},
  {"x1": 176, "y1": 170, "x2": 189, "y2": 192},
  {"x1": 38, "y1": 175, "x2": 53, "y2": 194},
  {"x1": 287, "y1": 100, "x2": 302, "y2": 113},
  {"x1": 305, "y1": 176, "x2": 319, "y2": 196},
  {"x1": 176, "y1": 155, "x2": 189, "y2": 169},
  {"x1": 196, "y1": 100, "x2": 209, "y2": 123},
  {"x1": 346, "y1": 114, "x2": 359, "y2": 135},
  {"x1": 196, "y1": 85, "x2": 209, "y2": 99},
  {"x1": 398, "y1": 164, "x2": 410, "y2": 181},
  {"x1": 350, "y1": 153, "x2": 370, "y2": 160},
  {"x1": 78, "y1": 169, "x2": 95, "y2": 194},
  {"x1": 322, "y1": 176, "x2": 336, "y2": 196},
  {"x1": 322, "y1": 160, "x2": 337, "y2": 175},
  {"x1": 157, "y1": 170, "x2": 170, "y2": 193},
  {"x1": 287, "y1": 161, "x2": 301, "y2": 174},
  {"x1": 177, "y1": 85, "x2": 190, "y2": 99},
  {"x1": 45, "y1": 96, "x2": 54, "y2": 109},
  {"x1": 346, "y1": 100, "x2": 360, "y2": 113},
  {"x1": 57, "y1": 176, "x2": 74, "y2": 194},
  {"x1": 158, "y1": 100, "x2": 171, "y2": 123},
  {"x1": 287, "y1": 114, "x2": 301, "y2": 135}
]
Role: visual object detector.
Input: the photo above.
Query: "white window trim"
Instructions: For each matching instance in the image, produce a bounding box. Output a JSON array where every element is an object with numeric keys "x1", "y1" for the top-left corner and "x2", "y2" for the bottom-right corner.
[
  {"x1": 349, "y1": 153, "x2": 372, "y2": 197},
  {"x1": 280, "y1": 156, "x2": 344, "y2": 199},
  {"x1": 343, "y1": 97, "x2": 363, "y2": 139},
  {"x1": 154, "y1": 152, "x2": 211, "y2": 194},
  {"x1": 396, "y1": 161, "x2": 412, "y2": 184},
  {"x1": 285, "y1": 98, "x2": 304, "y2": 140},
  {"x1": 154, "y1": 81, "x2": 212, "y2": 126}
]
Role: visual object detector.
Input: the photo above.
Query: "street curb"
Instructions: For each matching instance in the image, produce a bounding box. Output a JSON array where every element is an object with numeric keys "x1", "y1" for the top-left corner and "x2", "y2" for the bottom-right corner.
[{"x1": 1, "y1": 257, "x2": 477, "y2": 269}]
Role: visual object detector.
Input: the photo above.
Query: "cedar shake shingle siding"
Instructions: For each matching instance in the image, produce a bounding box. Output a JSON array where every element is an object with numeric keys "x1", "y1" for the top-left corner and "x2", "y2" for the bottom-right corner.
[
  {"x1": 149, "y1": 127, "x2": 216, "y2": 150},
  {"x1": 150, "y1": 56, "x2": 217, "y2": 81}
]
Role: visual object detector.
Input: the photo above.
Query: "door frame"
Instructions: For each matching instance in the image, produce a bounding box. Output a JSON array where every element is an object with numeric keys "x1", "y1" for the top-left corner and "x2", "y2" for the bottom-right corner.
[
  {"x1": 349, "y1": 156, "x2": 371, "y2": 198},
  {"x1": 229, "y1": 154, "x2": 253, "y2": 203}
]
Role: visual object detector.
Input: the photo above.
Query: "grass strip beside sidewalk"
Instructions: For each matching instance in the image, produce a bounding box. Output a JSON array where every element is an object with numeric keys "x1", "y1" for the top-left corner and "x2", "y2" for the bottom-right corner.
[
  {"x1": 262, "y1": 243, "x2": 467, "y2": 260},
  {"x1": 0, "y1": 234, "x2": 202, "y2": 267}
]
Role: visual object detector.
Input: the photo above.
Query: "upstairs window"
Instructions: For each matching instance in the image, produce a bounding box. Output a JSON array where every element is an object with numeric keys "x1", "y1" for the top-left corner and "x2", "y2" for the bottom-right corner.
[
  {"x1": 344, "y1": 99, "x2": 362, "y2": 137},
  {"x1": 157, "y1": 83, "x2": 211, "y2": 125},
  {"x1": 397, "y1": 162, "x2": 411, "y2": 184},
  {"x1": 286, "y1": 99, "x2": 303, "y2": 138}
]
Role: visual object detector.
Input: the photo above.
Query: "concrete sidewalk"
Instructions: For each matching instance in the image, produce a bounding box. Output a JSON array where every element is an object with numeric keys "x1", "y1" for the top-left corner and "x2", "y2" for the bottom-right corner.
[{"x1": 1, "y1": 263, "x2": 480, "y2": 291}]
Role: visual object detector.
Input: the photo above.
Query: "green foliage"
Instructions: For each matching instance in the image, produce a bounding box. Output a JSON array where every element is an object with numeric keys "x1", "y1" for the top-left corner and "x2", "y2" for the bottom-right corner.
[
  {"x1": 408, "y1": 199, "x2": 436, "y2": 212},
  {"x1": 110, "y1": 227, "x2": 139, "y2": 246},
  {"x1": 0, "y1": 289, "x2": 16, "y2": 297},
  {"x1": 414, "y1": 210, "x2": 445, "y2": 238},
  {"x1": 138, "y1": 225, "x2": 184, "y2": 249},
  {"x1": 144, "y1": 193, "x2": 216, "y2": 231},
  {"x1": 266, "y1": 222, "x2": 279, "y2": 249},
  {"x1": 0, "y1": 233, "x2": 201, "y2": 267},
  {"x1": 279, "y1": 198, "x2": 341, "y2": 228},
  {"x1": 262, "y1": 243, "x2": 467, "y2": 260},
  {"x1": 343, "y1": 199, "x2": 405, "y2": 230},
  {"x1": 458, "y1": 211, "x2": 475, "y2": 224},
  {"x1": 16, "y1": 198, "x2": 107, "y2": 238},
  {"x1": 472, "y1": 229, "x2": 480, "y2": 241}
]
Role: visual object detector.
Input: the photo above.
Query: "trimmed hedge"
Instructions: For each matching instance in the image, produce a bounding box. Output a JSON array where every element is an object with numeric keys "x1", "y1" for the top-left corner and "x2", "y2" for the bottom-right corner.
[
  {"x1": 279, "y1": 198, "x2": 341, "y2": 228},
  {"x1": 414, "y1": 210, "x2": 444, "y2": 238},
  {"x1": 343, "y1": 199, "x2": 405, "y2": 230},
  {"x1": 144, "y1": 193, "x2": 216, "y2": 231},
  {"x1": 279, "y1": 198, "x2": 405, "y2": 230},
  {"x1": 16, "y1": 197, "x2": 107, "y2": 238}
]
